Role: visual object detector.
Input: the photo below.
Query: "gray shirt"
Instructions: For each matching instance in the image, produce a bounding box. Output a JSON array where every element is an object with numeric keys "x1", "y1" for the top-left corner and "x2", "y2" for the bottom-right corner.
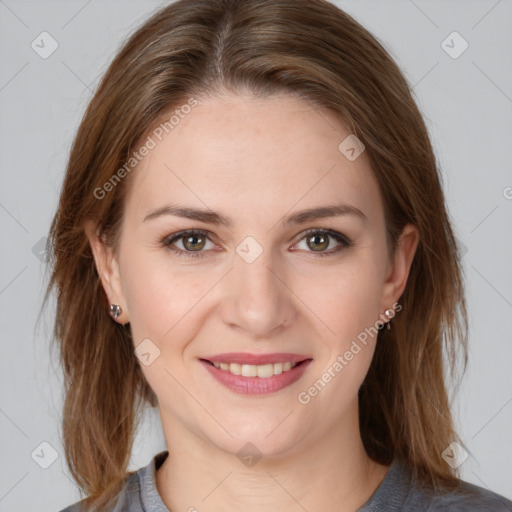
[{"x1": 60, "y1": 450, "x2": 512, "y2": 511}]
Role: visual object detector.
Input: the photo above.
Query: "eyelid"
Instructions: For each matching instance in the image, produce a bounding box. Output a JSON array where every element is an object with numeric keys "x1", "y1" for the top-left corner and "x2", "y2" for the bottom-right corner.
[
  {"x1": 161, "y1": 227, "x2": 352, "y2": 258},
  {"x1": 292, "y1": 228, "x2": 353, "y2": 257},
  {"x1": 161, "y1": 229, "x2": 216, "y2": 259}
]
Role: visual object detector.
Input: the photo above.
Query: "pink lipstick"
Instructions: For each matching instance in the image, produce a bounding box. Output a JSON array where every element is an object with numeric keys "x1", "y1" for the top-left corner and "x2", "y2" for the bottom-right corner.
[{"x1": 199, "y1": 353, "x2": 313, "y2": 395}]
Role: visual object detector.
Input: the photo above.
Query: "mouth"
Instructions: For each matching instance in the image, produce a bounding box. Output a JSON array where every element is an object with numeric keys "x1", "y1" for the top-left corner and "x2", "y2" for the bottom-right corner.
[
  {"x1": 198, "y1": 357, "x2": 313, "y2": 395},
  {"x1": 199, "y1": 358, "x2": 311, "y2": 378}
]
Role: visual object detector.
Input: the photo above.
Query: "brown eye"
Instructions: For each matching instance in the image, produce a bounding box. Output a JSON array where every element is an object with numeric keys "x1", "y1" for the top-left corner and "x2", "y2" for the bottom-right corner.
[
  {"x1": 162, "y1": 229, "x2": 214, "y2": 259},
  {"x1": 294, "y1": 229, "x2": 352, "y2": 257},
  {"x1": 162, "y1": 228, "x2": 352, "y2": 260},
  {"x1": 306, "y1": 233, "x2": 330, "y2": 252},
  {"x1": 182, "y1": 233, "x2": 206, "y2": 251}
]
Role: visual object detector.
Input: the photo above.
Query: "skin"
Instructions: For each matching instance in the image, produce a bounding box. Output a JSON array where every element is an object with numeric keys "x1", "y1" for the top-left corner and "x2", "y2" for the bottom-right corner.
[{"x1": 87, "y1": 91, "x2": 419, "y2": 511}]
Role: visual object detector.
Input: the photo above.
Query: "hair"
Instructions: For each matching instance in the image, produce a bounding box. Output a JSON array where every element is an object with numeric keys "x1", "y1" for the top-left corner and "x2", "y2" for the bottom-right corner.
[{"x1": 41, "y1": 0, "x2": 469, "y2": 509}]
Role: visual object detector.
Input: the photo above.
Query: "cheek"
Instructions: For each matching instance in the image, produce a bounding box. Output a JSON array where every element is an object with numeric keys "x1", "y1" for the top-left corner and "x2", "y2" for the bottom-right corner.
[
  {"x1": 303, "y1": 253, "x2": 384, "y2": 343},
  {"x1": 305, "y1": 266, "x2": 383, "y2": 412},
  {"x1": 120, "y1": 251, "x2": 211, "y2": 395},
  {"x1": 121, "y1": 248, "x2": 215, "y2": 344}
]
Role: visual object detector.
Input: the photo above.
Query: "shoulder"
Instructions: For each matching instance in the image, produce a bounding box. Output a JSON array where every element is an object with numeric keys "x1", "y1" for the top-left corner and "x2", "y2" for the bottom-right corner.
[
  {"x1": 359, "y1": 459, "x2": 512, "y2": 511},
  {"x1": 57, "y1": 469, "x2": 142, "y2": 512},
  {"x1": 58, "y1": 503, "x2": 82, "y2": 512},
  {"x1": 402, "y1": 466, "x2": 512, "y2": 511},
  {"x1": 57, "y1": 451, "x2": 169, "y2": 512},
  {"x1": 405, "y1": 479, "x2": 512, "y2": 511}
]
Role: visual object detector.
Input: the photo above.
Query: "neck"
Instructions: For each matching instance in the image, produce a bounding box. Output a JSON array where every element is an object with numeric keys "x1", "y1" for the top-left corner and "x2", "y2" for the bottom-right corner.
[{"x1": 155, "y1": 402, "x2": 390, "y2": 512}]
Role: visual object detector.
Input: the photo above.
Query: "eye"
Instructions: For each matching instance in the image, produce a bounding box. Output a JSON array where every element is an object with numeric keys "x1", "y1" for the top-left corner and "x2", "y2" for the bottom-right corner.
[
  {"x1": 162, "y1": 229, "x2": 215, "y2": 259},
  {"x1": 292, "y1": 229, "x2": 352, "y2": 257},
  {"x1": 161, "y1": 228, "x2": 352, "y2": 259}
]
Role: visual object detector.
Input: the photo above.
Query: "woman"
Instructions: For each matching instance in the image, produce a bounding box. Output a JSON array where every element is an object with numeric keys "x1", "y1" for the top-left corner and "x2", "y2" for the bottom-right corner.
[{"x1": 46, "y1": 0, "x2": 512, "y2": 510}]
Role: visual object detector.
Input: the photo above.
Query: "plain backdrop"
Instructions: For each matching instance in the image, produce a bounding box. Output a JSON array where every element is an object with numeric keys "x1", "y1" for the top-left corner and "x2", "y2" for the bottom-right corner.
[{"x1": 0, "y1": 1, "x2": 511, "y2": 510}]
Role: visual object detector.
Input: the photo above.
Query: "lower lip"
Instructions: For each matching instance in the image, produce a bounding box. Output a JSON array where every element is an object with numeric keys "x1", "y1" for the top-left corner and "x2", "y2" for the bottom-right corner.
[{"x1": 199, "y1": 359, "x2": 312, "y2": 395}]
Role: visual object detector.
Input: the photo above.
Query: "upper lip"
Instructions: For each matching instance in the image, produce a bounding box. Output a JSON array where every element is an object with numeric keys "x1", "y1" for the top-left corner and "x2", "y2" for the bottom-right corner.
[{"x1": 201, "y1": 353, "x2": 312, "y2": 365}]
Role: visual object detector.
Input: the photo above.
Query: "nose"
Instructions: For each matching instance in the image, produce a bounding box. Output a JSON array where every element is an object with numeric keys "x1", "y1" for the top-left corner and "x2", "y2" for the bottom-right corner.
[{"x1": 219, "y1": 248, "x2": 296, "y2": 339}]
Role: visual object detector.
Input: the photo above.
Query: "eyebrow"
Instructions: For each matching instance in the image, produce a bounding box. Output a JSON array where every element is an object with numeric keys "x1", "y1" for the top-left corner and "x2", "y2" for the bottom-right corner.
[{"x1": 143, "y1": 203, "x2": 367, "y2": 226}]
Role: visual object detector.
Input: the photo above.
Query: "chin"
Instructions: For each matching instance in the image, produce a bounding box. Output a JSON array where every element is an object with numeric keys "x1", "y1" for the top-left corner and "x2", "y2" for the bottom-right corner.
[{"x1": 202, "y1": 417, "x2": 307, "y2": 464}]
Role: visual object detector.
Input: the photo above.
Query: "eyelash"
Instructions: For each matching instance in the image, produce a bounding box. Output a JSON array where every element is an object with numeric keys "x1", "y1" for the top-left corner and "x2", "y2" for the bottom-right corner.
[{"x1": 161, "y1": 228, "x2": 353, "y2": 259}]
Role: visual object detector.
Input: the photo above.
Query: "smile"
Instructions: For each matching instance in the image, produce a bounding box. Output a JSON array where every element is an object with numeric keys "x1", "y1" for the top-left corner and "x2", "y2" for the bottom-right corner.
[
  {"x1": 207, "y1": 360, "x2": 299, "y2": 377},
  {"x1": 199, "y1": 358, "x2": 312, "y2": 395}
]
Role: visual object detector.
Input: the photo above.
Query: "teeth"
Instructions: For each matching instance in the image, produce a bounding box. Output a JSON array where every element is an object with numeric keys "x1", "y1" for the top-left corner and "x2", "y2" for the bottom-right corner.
[{"x1": 211, "y1": 361, "x2": 299, "y2": 377}]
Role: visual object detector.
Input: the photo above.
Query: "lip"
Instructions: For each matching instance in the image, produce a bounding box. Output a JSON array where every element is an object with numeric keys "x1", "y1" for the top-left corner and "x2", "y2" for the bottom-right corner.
[
  {"x1": 199, "y1": 358, "x2": 313, "y2": 395},
  {"x1": 201, "y1": 352, "x2": 311, "y2": 365}
]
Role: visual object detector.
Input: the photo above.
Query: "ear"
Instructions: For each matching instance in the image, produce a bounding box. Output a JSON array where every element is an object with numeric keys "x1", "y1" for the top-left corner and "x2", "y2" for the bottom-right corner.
[
  {"x1": 84, "y1": 220, "x2": 129, "y2": 325},
  {"x1": 379, "y1": 223, "x2": 419, "y2": 316}
]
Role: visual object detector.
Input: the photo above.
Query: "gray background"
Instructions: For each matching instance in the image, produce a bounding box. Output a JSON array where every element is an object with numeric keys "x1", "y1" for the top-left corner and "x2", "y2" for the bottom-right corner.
[{"x1": 0, "y1": 0, "x2": 511, "y2": 510}]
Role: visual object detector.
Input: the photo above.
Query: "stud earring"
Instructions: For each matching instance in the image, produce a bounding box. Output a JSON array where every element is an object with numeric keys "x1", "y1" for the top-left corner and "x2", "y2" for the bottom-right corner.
[
  {"x1": 109, "y1": 304, "x2": 122, "y2": 320},
  {"x1": 377, "y1": 308, "x2": 394, "y2": 331}
]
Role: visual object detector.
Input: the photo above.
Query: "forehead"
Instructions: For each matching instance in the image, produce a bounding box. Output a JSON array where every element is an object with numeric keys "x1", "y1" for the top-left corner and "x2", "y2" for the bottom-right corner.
[{"x1": 124, "y1": 93, "x2": 383, "y2": 225}]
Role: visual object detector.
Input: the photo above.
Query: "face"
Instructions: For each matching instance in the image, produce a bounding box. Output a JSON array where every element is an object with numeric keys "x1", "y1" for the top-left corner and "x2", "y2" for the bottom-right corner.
[{"x1": 88, "y1": 91, "x2": 418, "y2": 458}]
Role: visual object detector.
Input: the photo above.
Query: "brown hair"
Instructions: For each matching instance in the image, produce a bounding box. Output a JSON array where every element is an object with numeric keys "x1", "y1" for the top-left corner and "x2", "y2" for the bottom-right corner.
[{"x1": 42, "y1": 0, "x2": 469, "y2": 509}]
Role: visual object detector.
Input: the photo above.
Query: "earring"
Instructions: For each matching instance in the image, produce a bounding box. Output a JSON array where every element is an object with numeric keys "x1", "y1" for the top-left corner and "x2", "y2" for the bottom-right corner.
[
  {"x1": 109, "y1": 304, "x2": 122, "y2": 320},
  {"x1": 377, "y1": 308, "x2": 394, "y2": 331}
]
